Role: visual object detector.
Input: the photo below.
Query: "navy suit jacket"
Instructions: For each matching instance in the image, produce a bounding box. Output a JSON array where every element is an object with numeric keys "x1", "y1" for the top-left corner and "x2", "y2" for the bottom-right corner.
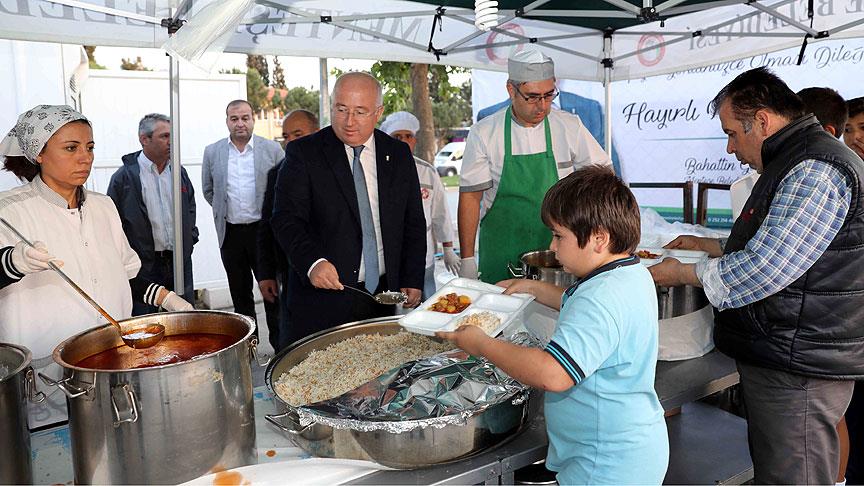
[{"x1": 271, "y1": 126, "x2": 426, "y2": 339}]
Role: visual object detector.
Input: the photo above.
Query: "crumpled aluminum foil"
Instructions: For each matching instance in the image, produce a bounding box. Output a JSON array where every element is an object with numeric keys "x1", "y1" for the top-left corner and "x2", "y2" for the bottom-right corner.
[{"x1": 295, "y1": 332, "x2": 540, "y2": 433}]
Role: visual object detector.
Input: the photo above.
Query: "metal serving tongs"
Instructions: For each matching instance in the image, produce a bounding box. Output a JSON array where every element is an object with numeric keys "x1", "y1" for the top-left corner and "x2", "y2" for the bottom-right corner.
[
  {"x1": 0, "y1": 217, "x2": 165, "y2": 349},
  {"x1": 343, "y1": 284, "x2": 408, "y2": 305}
]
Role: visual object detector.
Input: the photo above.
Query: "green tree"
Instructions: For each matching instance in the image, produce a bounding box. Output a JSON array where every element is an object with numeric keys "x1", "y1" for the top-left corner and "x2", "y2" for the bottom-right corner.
[
  {"x1": 83, "y1": 46, "x2": 105, "y2": 70},
  {"x1": 366, "y1": 61, "x2": 472, "y2": 160},
  {"x1": 245, "y1": 68, "x2": 268, "y2": 112},
  {"x1": 120, "y1": 56, "x2": 151, "y2": 71},
  {"x1": 273, "y1": 86, "x2": 321, "y2": 120},
  {"x1": 272, "y1": 57, "x2": 287, "y2": 89},
  {"x1": 246, "y1": 55, "x2": 270, "y2": 86}
]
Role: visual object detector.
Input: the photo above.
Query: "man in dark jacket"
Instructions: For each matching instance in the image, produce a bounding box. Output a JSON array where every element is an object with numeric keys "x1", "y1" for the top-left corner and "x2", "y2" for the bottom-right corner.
[
  {"x1": 108, "y1": 113, "x2": 198, "y2": 315},
  {"x1": 649, "y1": 68, "x2": 864, "y2": 484}
]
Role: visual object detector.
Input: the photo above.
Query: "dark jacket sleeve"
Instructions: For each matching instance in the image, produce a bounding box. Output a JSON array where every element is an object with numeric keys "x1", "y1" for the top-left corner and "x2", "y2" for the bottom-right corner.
[
  {"x1": 129, "y1": 275, "x2": 165, "y2": 307},
  {"x1": 256, "y1": 164, "x2": 281, "y2": 281},
  {"x1": 397, "y1": 144, "x2": 427, "y2": 290},
  {"x1": 0, "y1": 246, "x2": 23, "y2": 290},
  {"x1": 271, "y1": 142, "x2": 324, "y2": 286}
]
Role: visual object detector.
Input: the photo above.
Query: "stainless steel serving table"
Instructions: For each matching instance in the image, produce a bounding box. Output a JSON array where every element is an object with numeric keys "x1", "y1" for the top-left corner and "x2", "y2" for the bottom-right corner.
[{"x1": 30, "y1": 303, "x2": 748, "y2": 485}]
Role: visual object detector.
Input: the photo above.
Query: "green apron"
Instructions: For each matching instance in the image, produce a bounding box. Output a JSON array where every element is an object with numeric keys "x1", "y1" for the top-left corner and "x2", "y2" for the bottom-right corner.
[{"x1": 478, "y1": 107, "x2": 559, "y2": 283}]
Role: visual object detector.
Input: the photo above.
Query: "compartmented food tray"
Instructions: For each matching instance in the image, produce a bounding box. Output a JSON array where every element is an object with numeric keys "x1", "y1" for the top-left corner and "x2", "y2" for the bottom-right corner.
[{"x1": 399, "y1": 278, "x2": 534, "y2": 337}]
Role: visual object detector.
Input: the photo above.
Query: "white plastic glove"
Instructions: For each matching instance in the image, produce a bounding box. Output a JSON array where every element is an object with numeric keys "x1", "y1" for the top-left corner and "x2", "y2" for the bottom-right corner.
[
  {"x1": 458, "y1": 256, "x2": 478, "y2": 279},
  {"x1": 443, "y1": 247, "x2": 461, "y2": 275},
  {"x1": 160, "y1": 291, "x2": 194, "y2": 311},
  {"x1": 10, "y1": 240, "x2": 58, "y2": 275}
]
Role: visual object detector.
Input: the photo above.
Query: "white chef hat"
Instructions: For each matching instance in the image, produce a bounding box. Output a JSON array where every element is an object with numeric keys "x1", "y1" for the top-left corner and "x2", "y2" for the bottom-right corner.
[
  {"x1": 380, "y1": 111, "x2": 420, "y2": 136},
  {"x1": 507, "y1": 48, "x2": 555, "y2": 83}
]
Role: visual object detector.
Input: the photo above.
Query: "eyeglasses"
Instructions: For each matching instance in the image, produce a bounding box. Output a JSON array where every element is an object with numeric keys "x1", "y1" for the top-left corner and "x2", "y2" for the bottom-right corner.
[
  {"x1": 332, "y1": 105, "x2": 378, "y2": 119},
  {"x1": 512, "y1": 84, "x2": 559, "y2": 105}
]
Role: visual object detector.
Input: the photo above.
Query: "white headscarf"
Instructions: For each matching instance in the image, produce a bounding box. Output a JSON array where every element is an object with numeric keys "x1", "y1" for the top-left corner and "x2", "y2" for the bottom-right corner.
[{"x1": 0, "y1": 105, "x2": 89, "y2": 164}]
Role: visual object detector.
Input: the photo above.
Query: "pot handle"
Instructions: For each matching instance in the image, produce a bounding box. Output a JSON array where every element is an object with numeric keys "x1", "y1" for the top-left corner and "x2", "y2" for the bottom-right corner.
[
  {"x1": 249, "y1": 337, "x2": 271, "y2": 367},
  {"x1": 508, "y1": 262, "x2": 524, "y2": 278},
  {"x1": 25, "y1": 367, "x2": 46, "y2": 403},
  {"x1": 111, "y1": 383, "x2": 139, "y2": 426},
  {"x1": 265, "y1": 411, "x2": 312, "y2": 435},
  {"x1": 38, "y1": 372, "x2": 91, "y2": 399}
]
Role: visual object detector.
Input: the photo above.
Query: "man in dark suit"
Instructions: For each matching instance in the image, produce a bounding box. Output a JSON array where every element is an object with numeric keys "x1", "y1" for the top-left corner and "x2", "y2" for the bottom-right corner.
[
  {"x1": 271, "y1": 72, "x2": 426, "y2": 344},
  {"x1": 108, "y1": 113, "x2": 198, "y2": 315}
]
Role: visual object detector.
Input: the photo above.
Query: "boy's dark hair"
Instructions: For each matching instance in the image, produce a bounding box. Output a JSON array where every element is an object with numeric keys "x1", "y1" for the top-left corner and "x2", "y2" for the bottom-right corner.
[
  {"x1": 849, "y1": 97, "x2": 864, "y2": 119},
  {"x1": 797, "y1": 87, "x2": 847, "y2": 137},
  {"x1": 541, "y1": 165, "x2": 640, "y2": 254},
  {"x1": 710, "y1": 67, "x2": 805, "y2": 132}
]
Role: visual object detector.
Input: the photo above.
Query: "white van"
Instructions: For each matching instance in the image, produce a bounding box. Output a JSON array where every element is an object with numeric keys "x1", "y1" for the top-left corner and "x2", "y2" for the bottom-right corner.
[{"x1": 434, "y1": 141, "x2": 466, "y2": 176}]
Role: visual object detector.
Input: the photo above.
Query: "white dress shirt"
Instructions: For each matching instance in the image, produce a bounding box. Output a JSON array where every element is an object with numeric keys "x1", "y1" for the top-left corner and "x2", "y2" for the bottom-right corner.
[
  {"x1": 226, "y1": 137, "x2": 260, "y2": 223},
  {"x1": 305, "y1": 135, "x2": 388, "y2": 281},
  {"x1": 137, "y1": 151, "x2": 174, "y2": 251}
]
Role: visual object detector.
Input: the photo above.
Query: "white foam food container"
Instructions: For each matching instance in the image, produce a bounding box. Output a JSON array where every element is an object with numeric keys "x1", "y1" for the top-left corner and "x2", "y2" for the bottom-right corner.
[
  {"x1": 636, "y1": 247, "x2": 666, "y2": 267},
  {"x1": 399, "y1": 278, "x2": 535, "y2": 337}
]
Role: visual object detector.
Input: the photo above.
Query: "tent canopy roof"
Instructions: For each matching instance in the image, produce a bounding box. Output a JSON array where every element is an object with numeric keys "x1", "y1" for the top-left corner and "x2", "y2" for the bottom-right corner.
[{"x1": 414, "y1": 0, "x2": 722, "y2": 31}]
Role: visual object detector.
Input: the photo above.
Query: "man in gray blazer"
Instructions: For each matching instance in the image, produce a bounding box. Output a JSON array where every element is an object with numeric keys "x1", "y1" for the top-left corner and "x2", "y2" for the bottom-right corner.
[{"x1": 202, "y1": 99, "x2": 283, "y2": 335}]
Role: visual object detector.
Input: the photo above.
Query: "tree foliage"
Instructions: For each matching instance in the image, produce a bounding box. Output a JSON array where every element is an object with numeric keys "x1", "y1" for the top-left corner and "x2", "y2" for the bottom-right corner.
[
  {"x1": 274, "y1": 86, "x2": 320, "y2": 119},
  {"x1": 246, "y1": 55, "x2": 270, "y2": 86},
  {"x1": 120, "y1": 56, "x2": 152, "y2": 71},
  {"x1": 83, "y1": 46, "x2": 105, "y2": 70},
  {"x1": 272, "y1": 57, "x2": 287, "y2": 89},
  {"x1": 245, "y1": 68, "x2": 269, "y2": 112}
]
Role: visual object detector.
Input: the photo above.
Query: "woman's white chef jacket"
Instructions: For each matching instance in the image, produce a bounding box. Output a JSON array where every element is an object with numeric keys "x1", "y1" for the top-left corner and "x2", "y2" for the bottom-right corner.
[{"x1": 0, "y1": 176, "x2": 141, "y2": 362}]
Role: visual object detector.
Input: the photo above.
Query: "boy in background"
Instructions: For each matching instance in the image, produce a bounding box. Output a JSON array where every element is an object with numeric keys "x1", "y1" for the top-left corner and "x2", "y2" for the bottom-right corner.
[{"x1": 438, "y1": 165, "x2": 668, "y2": 484}]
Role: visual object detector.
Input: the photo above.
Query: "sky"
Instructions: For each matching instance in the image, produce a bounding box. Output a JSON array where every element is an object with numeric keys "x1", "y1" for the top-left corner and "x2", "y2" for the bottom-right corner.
[{"x1": 95, "y1": 46, "x2": 376, "y2": 90}]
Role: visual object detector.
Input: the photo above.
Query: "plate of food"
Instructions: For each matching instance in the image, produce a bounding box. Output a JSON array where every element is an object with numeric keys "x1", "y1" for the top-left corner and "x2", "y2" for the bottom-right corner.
[{"x1": 398, "y1": 278, "x2": 534, "y2": 337}]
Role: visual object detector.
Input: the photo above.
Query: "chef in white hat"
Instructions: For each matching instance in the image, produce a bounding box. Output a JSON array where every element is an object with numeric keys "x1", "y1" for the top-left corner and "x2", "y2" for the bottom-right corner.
[
  {"x1": 457, "y1": 48, "x2": 612, "y2": 283},
  {"x1": 380, "y1": 111, "x2": 460, "y2": 298}
]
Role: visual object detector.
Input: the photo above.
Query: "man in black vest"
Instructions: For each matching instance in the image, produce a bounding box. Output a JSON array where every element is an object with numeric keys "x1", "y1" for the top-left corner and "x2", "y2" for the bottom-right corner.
[{"x1": 650, "y1": 67, "x2": 864, "y2": 484}]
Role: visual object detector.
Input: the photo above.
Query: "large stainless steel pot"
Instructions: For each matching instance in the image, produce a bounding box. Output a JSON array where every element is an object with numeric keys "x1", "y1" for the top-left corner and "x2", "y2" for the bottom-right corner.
[
  {"x1": 509, "y1": 250, "x2": 577, "y2": 287},
  {"x1": 657, "y1": 285, "x2": 708, "y2": 319},
  {"x1": 0, "y1": 343, "x2": 44, "y2": 485},
  {"x1": 265, "y1": 317, "x2": 540, "y2": 469},
  {"x1": 40, "y1": 311, "x2": 259, "y2": 485}
]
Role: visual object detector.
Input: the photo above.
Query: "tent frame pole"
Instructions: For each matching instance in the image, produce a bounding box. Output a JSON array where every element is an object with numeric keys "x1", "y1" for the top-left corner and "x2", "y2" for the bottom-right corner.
[
  {"x1": 169, "y1": 51, "x2": 184, "y2": 298},
  {"x1": 603, "y1": 32, "x2": 613, "y2": 162}
]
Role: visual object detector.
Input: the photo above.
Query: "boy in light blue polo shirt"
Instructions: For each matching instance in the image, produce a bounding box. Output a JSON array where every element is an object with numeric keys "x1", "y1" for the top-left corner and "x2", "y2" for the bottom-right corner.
[{"x1": 438, "y1": 165, "x2": 668, "y2": 484}]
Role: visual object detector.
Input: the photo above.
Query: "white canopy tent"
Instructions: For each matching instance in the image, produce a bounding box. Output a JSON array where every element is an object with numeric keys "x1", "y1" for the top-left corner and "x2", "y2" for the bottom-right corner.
[{"x1": 2, "y1": 0, "x2": 862, "y2": 293}]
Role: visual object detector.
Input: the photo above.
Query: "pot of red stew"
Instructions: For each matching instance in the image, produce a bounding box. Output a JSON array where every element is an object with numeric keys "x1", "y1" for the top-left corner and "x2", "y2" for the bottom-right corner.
[{"x1": 42, "y1": 311, "x2": 258, "y2": 484}]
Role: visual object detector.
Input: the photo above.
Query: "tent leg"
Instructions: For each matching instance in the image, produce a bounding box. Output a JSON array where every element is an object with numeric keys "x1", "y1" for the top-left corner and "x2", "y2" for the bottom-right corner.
[
  {"x1": 319, "y1": 58, "x2": 329, "y2": 127},
  {"x1": 604, "y1": 66, "x2": 612, "y2": 159},
  {"x1": 169, "y1": 53, "x2": 185, "y2": 298}
]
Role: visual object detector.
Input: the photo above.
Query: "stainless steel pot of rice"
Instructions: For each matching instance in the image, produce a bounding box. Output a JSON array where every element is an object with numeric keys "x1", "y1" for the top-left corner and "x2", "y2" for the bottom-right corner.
[{"x1": 264, "y1": 316, "x2": 541, "y2": 469}]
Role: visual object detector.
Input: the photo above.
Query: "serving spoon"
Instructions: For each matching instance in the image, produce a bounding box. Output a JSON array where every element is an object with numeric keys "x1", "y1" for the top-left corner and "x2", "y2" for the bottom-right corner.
[
  {"x1": 0, "y1": 217, "x2": 165, "y2": 349},
  {"x1": 343, "y1": 284, "x2": 408, "y2": 305}
]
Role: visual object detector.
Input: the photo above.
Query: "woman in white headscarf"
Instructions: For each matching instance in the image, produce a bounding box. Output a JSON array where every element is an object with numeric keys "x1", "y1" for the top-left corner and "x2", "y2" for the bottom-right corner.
[{"x1": 0, "y1": 105, "x2": 193, "y2": 428}]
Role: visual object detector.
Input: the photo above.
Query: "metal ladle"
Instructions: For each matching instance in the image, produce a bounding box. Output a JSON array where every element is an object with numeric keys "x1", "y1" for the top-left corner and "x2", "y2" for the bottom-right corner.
[
  {"x1": 343, "y1": 284, "x2": 408, "y2": 305},
  {"x1": 0, "y1": 217, "x2": 165, "y2": 349}
]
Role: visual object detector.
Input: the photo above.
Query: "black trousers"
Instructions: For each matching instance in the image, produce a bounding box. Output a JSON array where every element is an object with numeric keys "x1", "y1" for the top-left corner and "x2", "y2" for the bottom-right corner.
[
  {"x1": 220, "y1": 222, "x2": 279, "y2": 340},
  {"x1": 132, "y1": 251, "x2": 194, "y2": 316}
]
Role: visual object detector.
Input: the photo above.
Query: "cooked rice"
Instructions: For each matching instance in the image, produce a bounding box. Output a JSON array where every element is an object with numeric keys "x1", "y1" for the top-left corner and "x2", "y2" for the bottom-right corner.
[
  {"x1": 455, "y1": 311, "x2": 501, "y2": 334},
  {"x1": 274, "y1": 332, "x2": 453, "y2": 406}
]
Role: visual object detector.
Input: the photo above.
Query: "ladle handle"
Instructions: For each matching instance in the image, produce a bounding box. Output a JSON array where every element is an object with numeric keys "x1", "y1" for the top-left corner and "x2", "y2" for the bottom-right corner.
[{"x1": 0, "y1": 217, "x2": 122, "y2": 329}]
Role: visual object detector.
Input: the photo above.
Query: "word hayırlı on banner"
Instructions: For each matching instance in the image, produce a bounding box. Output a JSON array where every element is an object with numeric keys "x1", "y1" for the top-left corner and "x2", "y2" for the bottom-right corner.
[{"x1": 472, "y1": 36, "x2": 864, "y2": 227}]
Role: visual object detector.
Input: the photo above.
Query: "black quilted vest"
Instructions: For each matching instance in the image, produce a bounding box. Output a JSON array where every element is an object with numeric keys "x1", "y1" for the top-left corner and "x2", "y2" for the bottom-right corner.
[{"x1": 715, "y1": 115, "x2": 864, "y2": 379}]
